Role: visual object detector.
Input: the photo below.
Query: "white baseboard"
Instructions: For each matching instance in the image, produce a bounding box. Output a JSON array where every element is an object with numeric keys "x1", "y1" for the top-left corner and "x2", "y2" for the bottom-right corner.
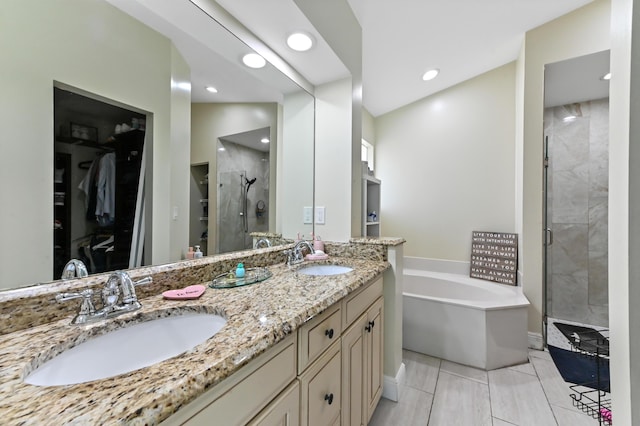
[
  {"x1": 528, "y1": 332, "x2": 543, "y2": 350},
  {"x1": 381, "y1": 362, "x2": 406, "y2": 402}
]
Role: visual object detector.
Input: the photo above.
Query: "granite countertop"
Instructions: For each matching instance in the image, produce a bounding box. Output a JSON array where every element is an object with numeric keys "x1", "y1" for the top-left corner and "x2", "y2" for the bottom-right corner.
[{"x1": 0, "y1": 257, "x2": 389, "y2": 425}]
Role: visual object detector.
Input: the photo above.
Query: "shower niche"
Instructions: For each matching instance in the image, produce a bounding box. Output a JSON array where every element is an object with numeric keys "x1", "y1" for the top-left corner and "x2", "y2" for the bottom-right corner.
[{"x1": 189, "y1": 163, "x2": 209, "y2": 256}]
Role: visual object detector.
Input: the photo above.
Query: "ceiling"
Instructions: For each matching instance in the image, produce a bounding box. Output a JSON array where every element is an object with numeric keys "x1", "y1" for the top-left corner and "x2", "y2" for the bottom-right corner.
[
  {"x1": 109, "y1": 0, "x2": 599, "y2": 117},
  {"x1": 544, "y1": 50, "x2": 610, "y2": 108}
]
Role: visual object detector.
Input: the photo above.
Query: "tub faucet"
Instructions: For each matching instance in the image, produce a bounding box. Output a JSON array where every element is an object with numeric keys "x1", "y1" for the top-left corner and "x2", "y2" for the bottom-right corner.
[
  {"x1": 284, "y1": 240, "x2": 315, "y2": 266},
  {"x1": 61, "y1": 259, "x2": 89, "y2": 280}
]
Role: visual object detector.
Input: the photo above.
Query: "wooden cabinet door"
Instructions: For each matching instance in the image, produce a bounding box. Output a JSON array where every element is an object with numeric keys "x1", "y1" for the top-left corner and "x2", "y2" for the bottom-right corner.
[
  {"x1": 299, "y1": 341, "x2": 341, "y2": 426},
  {"x1": 341, "y1": 313, "x2": 367, "y2": 426},
  {"x1": 365, "y1": 297, "x2": 384, "y2": 423}
]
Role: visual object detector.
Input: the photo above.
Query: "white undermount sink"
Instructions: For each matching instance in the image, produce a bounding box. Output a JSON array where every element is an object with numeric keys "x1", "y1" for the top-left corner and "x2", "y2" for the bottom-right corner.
[
  {"x1": 24, "y1": 312, "x2": 226, "y2": 386},
  {"x1": 297, "y1": 264, "x2": 354, "y2": 276}
]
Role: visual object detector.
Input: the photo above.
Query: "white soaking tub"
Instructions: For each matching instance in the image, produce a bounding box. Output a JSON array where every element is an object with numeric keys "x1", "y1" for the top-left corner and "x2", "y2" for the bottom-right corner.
[{"x1": 402, "y1": 257, "x2": 530, "y2": 370}]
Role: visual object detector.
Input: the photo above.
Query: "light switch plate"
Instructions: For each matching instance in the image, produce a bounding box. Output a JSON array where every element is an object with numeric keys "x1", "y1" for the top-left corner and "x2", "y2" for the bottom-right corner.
[
  {"x1": 303, "y1": 206, "x2": 313, "y2": 224},
  {"x1": 315, "y1": 206, "x2": 325, "y2": 224}
]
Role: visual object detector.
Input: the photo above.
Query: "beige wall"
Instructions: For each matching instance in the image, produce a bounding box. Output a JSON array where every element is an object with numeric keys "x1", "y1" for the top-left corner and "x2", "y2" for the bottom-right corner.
[
  {"x1": 0, "y1": 0, "x2": 189, "y2": 288},
  {"x1": 280, "y1": 92, "x2": 315, "y2": 240},
  {"x1": 518, "y1": 0, "x2": 611, "y2": 336},
  {"x1": 362, "y1": 108, "x2": 376, "y2": 145},
  {"x1": 169, "y1": 46, "x2": 192, "y2": 261},
  {"x1": 375, "y1": 62, "x2": 517, "y2": 259},
  {"x1": 314, "y1": 78, "x2": 354, "y2": 242}
]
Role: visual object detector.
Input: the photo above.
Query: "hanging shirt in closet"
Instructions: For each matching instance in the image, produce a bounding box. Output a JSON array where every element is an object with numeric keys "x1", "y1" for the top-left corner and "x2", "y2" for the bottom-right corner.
[{"x1": 78, "y1": 152, "x2": 116, "y2": 226}]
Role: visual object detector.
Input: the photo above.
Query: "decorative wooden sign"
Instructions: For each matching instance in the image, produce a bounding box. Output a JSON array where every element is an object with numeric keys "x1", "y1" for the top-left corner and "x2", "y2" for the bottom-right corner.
[{"x1": 470, "y1": 231, "x2": 518, "y2": 286}]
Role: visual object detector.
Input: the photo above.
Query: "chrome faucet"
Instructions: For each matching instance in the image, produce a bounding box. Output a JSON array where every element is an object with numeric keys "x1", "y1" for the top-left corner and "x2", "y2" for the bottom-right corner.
[
  {"x1": 61, "y1": 259, "x2": 89, "y2": 280},
  {"x1": 284, "y1": 240, "x2": 315, "y2": 266},
  {"x1": 56, "y1": 270, "x2": 152, "y2": 325},
  {"x1": 255, "y1": 238, "x2": 272, "y2": 249}
]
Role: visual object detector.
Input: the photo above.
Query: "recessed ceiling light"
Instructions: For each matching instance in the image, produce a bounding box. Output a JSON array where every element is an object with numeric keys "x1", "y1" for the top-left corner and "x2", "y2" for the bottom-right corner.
[
  {"x1": 261, "y1": 137, "x2": 270, "y2": 144},
  {"x1": 242, "y1": 53, "x2": 266, "y2": 69},
  {"x1": 563, "y1": 115, "x2": 577, "y2": 122},
  {"x1": 218, "y1": 147, "x2": 225, "y2": 151},
  {"x1": 287, "y1": 32, "x2": 314, "y2": 52},
  {"x1": 422, "y1": 69, "x2": 439, "y2": 81},
  {"x1": 601, "y1": 72, "x2": 611, "y2": 81},
  {"x1": 173, "y1": 81, "x2": 191, "y2": 91},
  {"x1": 206, "y1": 86, "x2": 218, "y2": 93}
]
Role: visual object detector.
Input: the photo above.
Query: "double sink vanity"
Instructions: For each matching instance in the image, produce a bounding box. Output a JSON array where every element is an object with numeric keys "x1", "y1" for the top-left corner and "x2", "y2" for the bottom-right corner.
[{"x1": 0, "y1": 238, "x2": 404, "y2": 425}]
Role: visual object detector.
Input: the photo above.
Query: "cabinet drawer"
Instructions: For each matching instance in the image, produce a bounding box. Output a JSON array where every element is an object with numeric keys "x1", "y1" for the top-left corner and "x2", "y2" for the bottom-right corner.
[
  {"x1": 298, "y1": 304, "x2": 341, "y2": 373},
  {"x1": 342, "y1": 276, "x2": 383, "y2": 328},
  {"x1": 248, "y1": 381, "x2": 300, "y2": 426},
  {"x1": 299, "y1": 341, "x2": 342, "y2": 426},
  {"x1": 176, "y1": 335, "x2": 297, "y2": 426}
]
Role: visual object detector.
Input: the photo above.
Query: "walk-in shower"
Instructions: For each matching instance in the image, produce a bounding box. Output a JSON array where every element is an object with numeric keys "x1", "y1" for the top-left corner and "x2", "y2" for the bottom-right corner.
[{"x1": 543, "y1": 51, "x2": 610, "y2": 347}]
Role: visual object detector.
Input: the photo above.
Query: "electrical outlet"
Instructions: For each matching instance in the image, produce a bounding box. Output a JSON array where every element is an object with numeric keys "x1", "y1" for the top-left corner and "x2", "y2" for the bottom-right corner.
[
  {"x1": 315, "y1": 206, "x2": 326, "y2": 224},
  {"x1": 303, "y1": 206, "x2": 313, "y2": 224}
]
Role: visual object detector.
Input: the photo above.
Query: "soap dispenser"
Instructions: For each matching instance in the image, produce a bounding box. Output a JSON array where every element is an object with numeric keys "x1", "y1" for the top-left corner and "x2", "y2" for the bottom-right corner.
[
  {"x1": 194, "y1": 245, "x2": 203, "y2": 258},
  {"x1": 186, "y1": 246, "x2": 195, "y2": 260},
  {"x1": 235, "y1": 263, "x2": 245, "y2": 278}
]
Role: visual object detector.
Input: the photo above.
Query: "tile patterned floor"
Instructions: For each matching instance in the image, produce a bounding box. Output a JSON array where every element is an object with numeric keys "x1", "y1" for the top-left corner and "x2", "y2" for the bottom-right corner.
[{"x1": 369, "y1": 349, "x2": 605, "y2": 426}]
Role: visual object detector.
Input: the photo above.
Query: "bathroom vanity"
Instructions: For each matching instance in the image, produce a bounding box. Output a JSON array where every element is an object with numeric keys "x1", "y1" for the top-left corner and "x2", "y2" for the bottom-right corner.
[{"x1": 0, "y1": 239, "x2": 403, "y2": 425}]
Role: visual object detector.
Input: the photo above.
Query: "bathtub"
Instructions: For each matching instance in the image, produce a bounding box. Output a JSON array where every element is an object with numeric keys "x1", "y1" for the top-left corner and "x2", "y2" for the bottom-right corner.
[{"x1": 402, "y1": 257, "x2": 530, "y2": 370}]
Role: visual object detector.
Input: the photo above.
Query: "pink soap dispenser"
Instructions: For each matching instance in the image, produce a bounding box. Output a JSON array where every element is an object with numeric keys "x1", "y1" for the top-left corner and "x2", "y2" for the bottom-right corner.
[{"x1": 313, "y1": 235, "x2": 324, "y2": 253}]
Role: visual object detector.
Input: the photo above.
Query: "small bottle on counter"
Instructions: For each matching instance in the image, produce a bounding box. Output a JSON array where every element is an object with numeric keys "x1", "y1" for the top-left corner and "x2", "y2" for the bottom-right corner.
[
  {"x1": 186, "y1": 246, "x2": 195, "y2": 259},
  {"x1": 235, "y1": 263, "x2": 245, "y2": 278},
  {"x1": 194, "y1": 245, "x2": 203, "y2": 258}
]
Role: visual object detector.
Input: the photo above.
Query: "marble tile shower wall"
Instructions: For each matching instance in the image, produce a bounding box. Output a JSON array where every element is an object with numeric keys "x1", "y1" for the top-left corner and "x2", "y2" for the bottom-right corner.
[
  {"x1": 544, "y1": 98, "x2": 609, "y2": 327},
  {"x1": 217, "y1": 141, "x2": 269, "y2": 252}
]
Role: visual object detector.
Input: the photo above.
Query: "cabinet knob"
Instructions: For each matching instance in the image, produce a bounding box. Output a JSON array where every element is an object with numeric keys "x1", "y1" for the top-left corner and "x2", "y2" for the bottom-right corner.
[
  {"x1": 325, "y1": 328, "x2": 334, "y2": 339},
  {"x1": 324, "y1": 393, "x2": 334, "y2": 405},
  {"x1": 365, "y1": 320, "x2": 375, "y2": 332}
]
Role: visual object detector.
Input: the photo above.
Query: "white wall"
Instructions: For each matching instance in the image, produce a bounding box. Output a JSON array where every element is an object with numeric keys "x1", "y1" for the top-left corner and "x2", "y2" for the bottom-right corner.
[
  {"x1": 314, "y1": 78, "x2": 354, "y2": 242},
  {"x1": 0, "y1": 0, "x2": 188, "y2": 288},
  {"x1": 609, "y1": 0, "x2": 637, "y2": 422},
  {"x1": 376, "y1": 63, "x2": 517, "y2": 260},
  {"x1": 518, "y1": 0, "x2": 610, "y2": 335}
]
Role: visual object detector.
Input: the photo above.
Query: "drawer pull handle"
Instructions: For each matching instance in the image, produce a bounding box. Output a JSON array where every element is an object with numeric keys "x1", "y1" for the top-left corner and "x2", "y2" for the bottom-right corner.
[
  {"x1": 325, "y1": 328, "x2": 334, "y2": 339},
  {"x1": 365, "y1": 320, "x2": 375, "y2": 332},
  {"x1": 324, "y1": 393, "x2": 334, "y2": 405}
]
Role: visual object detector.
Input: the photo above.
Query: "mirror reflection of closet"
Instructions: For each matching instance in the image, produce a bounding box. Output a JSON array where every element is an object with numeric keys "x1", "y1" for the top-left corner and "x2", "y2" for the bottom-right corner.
[{"x1": 53, "y1": 86, "x2": 148, "y2": 279}]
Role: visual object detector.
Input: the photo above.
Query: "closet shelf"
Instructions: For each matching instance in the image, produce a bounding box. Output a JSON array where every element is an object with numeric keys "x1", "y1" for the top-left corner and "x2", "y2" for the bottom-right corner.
[{"x1": 56, "y1": 136, "x2": 112, "y2": 151}]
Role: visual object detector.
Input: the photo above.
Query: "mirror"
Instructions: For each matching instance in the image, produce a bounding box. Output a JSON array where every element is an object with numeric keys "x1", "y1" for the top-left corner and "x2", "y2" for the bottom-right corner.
[{"x1": 0, "y1": 0, "x2": 314, "y2": 290}]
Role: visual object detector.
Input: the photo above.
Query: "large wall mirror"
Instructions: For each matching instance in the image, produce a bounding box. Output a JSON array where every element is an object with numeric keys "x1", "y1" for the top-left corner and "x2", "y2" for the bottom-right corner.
[{"x1": 0, "y1": 0, "x2": 314, "y2": 290}]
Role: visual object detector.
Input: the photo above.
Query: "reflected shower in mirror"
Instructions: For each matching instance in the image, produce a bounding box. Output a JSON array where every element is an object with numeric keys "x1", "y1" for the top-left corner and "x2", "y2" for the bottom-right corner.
[{"x1": 216, "y1": 128, "x2": 270, "y2": 253}]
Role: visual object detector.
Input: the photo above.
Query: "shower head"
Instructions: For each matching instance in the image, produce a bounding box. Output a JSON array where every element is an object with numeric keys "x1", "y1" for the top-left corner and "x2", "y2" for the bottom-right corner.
[{"x1": 246, "y1": 177, "x2": 257, "y2": 185}]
